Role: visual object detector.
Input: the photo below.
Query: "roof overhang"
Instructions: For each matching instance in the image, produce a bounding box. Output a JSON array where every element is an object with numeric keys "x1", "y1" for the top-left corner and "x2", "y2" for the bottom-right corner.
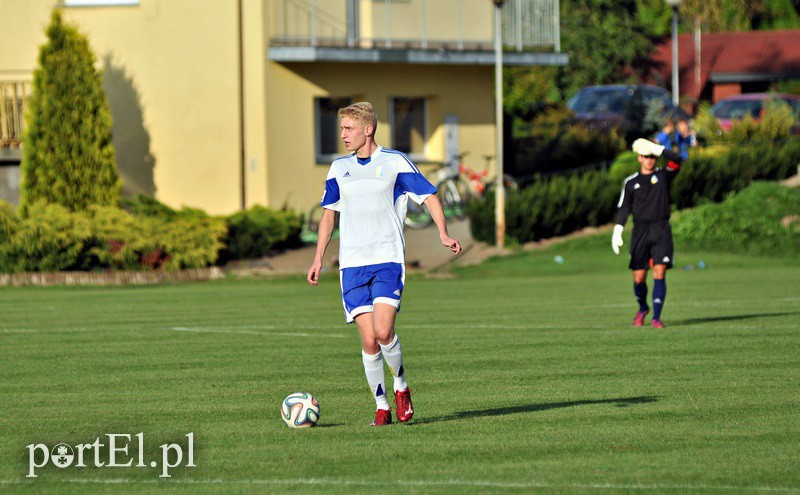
[
  {"x1": 710, "y1": 71, "x2": 800, "y2": 84},
  {"x1": 268, "y1": 46, "x2": 568, "y2": 66}
]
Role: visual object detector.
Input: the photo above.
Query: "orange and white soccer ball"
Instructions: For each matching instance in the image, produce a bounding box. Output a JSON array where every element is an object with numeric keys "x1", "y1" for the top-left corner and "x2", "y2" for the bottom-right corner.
[{"x1": 281, "y1": 392, "x2": 320, "y2": 428}]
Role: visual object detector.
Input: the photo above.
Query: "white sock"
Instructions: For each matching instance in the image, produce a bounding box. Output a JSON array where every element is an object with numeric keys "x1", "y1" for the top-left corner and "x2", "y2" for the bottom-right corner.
[
  {"x1": 379, "y1": 335, "x2": 408, "y2": 392},
  {"x1": 361, "y1": 350, "x2": 390, "y2": 410}
]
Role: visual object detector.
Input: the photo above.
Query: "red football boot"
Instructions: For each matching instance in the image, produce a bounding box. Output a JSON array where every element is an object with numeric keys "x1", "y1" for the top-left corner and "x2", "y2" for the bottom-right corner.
[
  {"x1": 394, "y1": 388, "x2": 414, "y2": 423},
  {"x1": 651, "y1": 319, "x2": 665, "y2": 329},
  {"x1": 371, "y1": 408, "x2": 392, "y2": 426},
  {"x1": 633, "y1": 310, "x2": 649, "y2": 327}
]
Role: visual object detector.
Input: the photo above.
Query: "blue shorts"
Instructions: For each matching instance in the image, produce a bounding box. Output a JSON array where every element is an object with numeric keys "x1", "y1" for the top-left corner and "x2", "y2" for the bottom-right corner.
[{"x1": 340, "y1": 262, "x2": 405, "y2": 323}]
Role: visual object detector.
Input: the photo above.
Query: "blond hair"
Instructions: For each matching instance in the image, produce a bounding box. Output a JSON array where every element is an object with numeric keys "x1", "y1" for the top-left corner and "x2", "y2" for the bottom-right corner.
[{"x1": 338, "y1": 101, "x2": 378, "y2": 132}]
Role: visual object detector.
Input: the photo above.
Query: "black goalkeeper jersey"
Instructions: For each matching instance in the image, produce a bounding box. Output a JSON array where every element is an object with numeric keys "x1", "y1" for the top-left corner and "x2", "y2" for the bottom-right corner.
[{"x1": 615, "y1": 158, "x2": 681, "y2": 226}]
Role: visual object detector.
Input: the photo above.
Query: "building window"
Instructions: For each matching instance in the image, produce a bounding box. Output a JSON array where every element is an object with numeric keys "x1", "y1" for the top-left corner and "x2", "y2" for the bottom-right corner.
[
  {"x1": 315, "y1": 97, "x2": 352, "y2": 164},
  {"x1": 390, "y1": 97, "x2": 427, "y2": 158},
  {"x1": 64, "y1": 0, "x2": 139, "y2": 6}
]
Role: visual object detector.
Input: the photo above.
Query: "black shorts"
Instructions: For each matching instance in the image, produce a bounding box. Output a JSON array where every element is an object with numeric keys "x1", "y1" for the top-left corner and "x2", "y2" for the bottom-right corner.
[{"x1": 629, "y1": 222, "x2": 674, "y2": 271}]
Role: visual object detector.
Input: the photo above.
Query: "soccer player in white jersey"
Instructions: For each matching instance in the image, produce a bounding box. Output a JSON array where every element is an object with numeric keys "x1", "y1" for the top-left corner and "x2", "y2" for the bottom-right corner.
[{"x1": 307, "y1": 102, "x2": 461, "y2": 426}]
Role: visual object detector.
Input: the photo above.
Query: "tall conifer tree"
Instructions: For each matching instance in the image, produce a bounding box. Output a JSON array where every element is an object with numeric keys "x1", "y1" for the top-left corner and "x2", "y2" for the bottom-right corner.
[{"x1": 21, "y1": 10, "x2": 120, "y2": 213}]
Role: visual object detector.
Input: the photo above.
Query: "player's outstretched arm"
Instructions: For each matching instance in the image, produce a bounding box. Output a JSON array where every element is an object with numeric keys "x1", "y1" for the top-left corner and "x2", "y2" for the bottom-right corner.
[
  {"x1": 423, "y1": 194, "x2": 461, "y2": 255},
  {"x1": 307, "y1": 208, "x2": 336, "y2": 286}
]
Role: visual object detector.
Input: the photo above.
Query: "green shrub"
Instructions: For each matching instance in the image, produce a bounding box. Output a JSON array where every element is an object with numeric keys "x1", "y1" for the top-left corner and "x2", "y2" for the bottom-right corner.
[
  {"x1": 468, "y1": 140, "x2": 800, "y2": 244},
  {"x1": 0, "y1": 193, "x2": 305, "y2": 272},
  {"x1": 220, "y1": 205, "x2": 303, "y2": 262},
  {"x1": 0, "y1": 201, "x2": 20, "y2": 273},
  {"x1": 469, "y1": 168, "x2": 617, "y2": 244},
  {"x1": 154, "y1": 215, "x2": 228, "y2": 270},
  {"x1": 124, "y1": 196, "x2": 306, "y2": 264},
  {"x1": 753, "y1": 100, "x2": 795, "y2": 141},
  {"x1": 0, "y1": 202, "x2": 227, "y2": 273},
  {"x1": 509, "y1": 104, "x2": 626, "y2": 177},
  {"x1": 672, "y1": 182, "x2": 800, "y2": 256},
  {"x1": 121, "y1": 194, "x2": 178, "y2": 219},
  {"x1": 80, "y1": 205, "x2": 147, "y2": 270},
  {"x1": 1, "y1": 202, "x2": 92, "y2": 272},
  {"x1": 692, "y1": 102, "x2": 722, "y2": 145},
  {"x1": 85, "y1": 206, "x2": 226, "y2": 271},
  {"x1": 694, "y1": 98, "x2": 796, "y2": 146}
]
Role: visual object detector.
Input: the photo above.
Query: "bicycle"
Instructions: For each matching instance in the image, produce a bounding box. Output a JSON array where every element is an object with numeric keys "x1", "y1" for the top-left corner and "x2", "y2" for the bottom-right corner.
[
  {"x1": 460, "y1": 154, "x2": 519, "y2": 198},
  {"x1": 404, "y1": 154, "x2": 472, "y2": 229},
  {"x1": 301, "y1": 204, "x2": 339, "y2": 244}
]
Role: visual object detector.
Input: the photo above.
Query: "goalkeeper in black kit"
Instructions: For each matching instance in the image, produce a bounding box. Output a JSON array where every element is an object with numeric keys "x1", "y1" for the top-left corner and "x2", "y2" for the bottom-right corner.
[{"x1": 612, "y1": 138, "x2": 684, "y2": 329}]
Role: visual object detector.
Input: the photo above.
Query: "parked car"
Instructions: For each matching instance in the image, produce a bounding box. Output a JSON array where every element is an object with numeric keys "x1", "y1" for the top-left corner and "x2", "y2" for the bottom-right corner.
[
  {"x1": 711, "y1": 93, "x2": 800, "y2": 130},
  {"x1": 567, "y1": 84, "x2": 688, "y2": 141}
]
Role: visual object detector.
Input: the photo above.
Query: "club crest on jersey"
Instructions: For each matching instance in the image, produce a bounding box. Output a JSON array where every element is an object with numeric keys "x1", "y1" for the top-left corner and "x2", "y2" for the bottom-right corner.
[
  {"x1": 651, "y1": 176, "x2": 659, "y2": 184},
  {"x1": 375, "y1": 166, "x2": 384, "y2": 178}
]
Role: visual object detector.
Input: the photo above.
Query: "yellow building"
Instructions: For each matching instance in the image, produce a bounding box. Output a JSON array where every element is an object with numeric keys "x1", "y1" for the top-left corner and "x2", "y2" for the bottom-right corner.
[{"x1": 0, "y1": 0, "x2": 565, "y2": 214}]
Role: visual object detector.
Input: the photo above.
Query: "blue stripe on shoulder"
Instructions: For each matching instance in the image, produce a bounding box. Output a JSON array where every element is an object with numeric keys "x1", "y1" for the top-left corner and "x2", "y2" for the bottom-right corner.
[
  {"x1": 321, "y1": 177, "x2": 340, "y2": 207},
  {"x1": 395, "y1": 172, "x2": 436, "y2": 200},
  {"x1": 380, "y1": 148, "x2": 420, "y2": 173}
]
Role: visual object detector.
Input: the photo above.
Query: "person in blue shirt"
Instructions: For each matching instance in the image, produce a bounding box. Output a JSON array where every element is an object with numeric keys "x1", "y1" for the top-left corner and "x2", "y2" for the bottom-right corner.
[
  {"x1": 655, "y1": 118, "x2": 675, "y2": 150},
  {"x1": 675, "y1": 118, "x2": 697, "y2": 160}
]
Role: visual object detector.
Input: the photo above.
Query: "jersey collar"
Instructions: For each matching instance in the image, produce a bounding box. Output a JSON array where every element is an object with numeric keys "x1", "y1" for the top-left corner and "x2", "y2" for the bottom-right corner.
[{"x1": 356, "y1": 146, "x2": 382, "y2": 166}]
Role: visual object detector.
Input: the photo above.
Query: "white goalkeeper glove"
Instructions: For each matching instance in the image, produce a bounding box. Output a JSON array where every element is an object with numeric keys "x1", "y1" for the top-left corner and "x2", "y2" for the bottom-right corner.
[
  {"x1": 611, "y1": 224, "x2": 625, "y2": 255},
  {"x1": 632, "y1": 138, "x2": 665, "y2": 157}
]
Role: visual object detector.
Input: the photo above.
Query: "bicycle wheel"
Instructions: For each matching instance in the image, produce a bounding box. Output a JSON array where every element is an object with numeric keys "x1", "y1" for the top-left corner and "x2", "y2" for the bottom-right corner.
[
  {"x1": 404, "y1": 200, "x2": 433, "y2": 229},
  {"x1": 437, "y1": 177, "x2": 471, "y2": 220},
  {"x1": 307, "y1": 206, "x2": 323, "y2": 233},
  {"x1": 485, "y1": 174, "x2": 519, "y2": 194},
  {"x1": 302, "y1": 206, "x2": 339, "y2": 243}
]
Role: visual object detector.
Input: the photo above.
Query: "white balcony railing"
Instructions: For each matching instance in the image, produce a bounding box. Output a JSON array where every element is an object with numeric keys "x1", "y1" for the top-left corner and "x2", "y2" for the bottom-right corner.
[
  {"x1": 1, "y1": 81, "x2": 30, "y2": 149},
  {"x1": 271, "y1": 0, "x2": 560, "y2": 52}
]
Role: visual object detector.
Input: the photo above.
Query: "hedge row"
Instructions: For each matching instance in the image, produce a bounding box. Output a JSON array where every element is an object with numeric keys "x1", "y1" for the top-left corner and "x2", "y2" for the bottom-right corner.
[
  {"x1": 468, "y1": 140, "x2": 800, "y2": 244},
  {"x1": 672, "y1": 181, "x2": 800, "y2": 257},
  {"x1": 0, "y1": 197, "x2": 303, "y2": 273},
  {"x1": 120, "y1": 196, "x2": 303, "y2": 264}
]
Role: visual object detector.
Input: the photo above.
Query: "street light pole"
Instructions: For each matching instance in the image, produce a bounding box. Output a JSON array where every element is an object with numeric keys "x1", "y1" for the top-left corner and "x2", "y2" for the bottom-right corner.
[
  {"x1": 493, "y1": 0, "x2": 505, "y2": 249},
  {"x1": 666, "y1": 0, "x2": 682, "y2": 107}
]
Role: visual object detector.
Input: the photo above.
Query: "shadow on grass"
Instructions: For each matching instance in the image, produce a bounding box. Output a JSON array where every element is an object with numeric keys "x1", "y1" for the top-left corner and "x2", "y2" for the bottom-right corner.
[
  {"x1": 415, "y1": 396, "x2": 658, "y2": 425},
  {"x1": 673, "y1": 312, "x2": 800, "y2": 326}
]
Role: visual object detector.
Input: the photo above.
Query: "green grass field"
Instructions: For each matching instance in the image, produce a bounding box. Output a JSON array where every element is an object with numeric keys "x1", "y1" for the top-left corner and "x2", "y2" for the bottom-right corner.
[{"x1": 1, "y1": 240, "x2": 799, "y2": 494}]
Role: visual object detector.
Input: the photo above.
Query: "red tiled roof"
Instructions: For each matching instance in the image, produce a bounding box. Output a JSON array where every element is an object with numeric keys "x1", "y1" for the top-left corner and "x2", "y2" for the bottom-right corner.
[{"x1": 652, "y1": 30, "x2": 800, "y2": 100}]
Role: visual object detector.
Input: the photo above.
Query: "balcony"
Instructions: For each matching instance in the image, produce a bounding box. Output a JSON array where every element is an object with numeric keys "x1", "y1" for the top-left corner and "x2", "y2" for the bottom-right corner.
[
  {"x1": 269, "y1": 0, "x2": 568, "y2": 66},
  {"x1": 1, "y1": 80, "x2": 30, "y2": 163}
]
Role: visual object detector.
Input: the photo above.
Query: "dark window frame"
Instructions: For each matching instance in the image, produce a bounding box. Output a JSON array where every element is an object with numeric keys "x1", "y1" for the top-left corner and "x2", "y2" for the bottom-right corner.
[
  {"x1": 389, "y1": 96, "x2": 428, "y2": 161},
  {"x1": 315, "y1": 96, "x2": 353, "y2": 165}
]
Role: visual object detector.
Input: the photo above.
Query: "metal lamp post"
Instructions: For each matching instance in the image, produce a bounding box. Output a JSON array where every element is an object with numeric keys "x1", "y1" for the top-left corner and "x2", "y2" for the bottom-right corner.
[
  {"x1": 493, "y1": 0, "x2": 505, "y2": 248},
  {"x1": 666, "y1": 0, "x2": 682, "y2": 107}
]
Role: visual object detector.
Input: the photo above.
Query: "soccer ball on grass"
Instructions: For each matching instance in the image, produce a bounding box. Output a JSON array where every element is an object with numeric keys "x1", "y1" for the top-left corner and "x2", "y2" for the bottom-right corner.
[{"x1": 281, "y1": 392, "x2": 320, "y2": 428}]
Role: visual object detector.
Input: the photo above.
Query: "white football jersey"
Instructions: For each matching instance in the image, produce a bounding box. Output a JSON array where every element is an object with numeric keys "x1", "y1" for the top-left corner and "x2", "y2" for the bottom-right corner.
[{"x1": 320, "y1": 146, "x2": 436, "y2": 269}]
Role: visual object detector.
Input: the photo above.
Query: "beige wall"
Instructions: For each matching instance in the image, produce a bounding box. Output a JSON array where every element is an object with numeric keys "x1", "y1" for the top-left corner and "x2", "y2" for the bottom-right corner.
[
  {"x1": 1, "y1": 0, "x2": 499, "y2": 215},
  {"x1": 0, "y1": 0, "x2": 250, "y2": 214}
]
